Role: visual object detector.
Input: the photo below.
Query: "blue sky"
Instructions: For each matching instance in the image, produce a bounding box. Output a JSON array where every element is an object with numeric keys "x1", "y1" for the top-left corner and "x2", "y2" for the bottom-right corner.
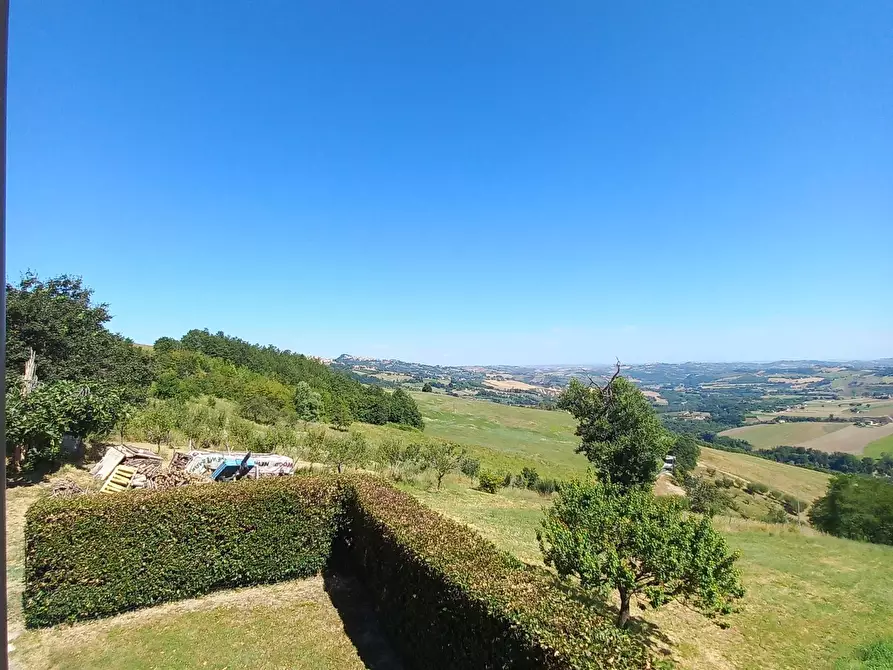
[{"x1": 8, "y1": 1, "x2": 892, "y2": 365}]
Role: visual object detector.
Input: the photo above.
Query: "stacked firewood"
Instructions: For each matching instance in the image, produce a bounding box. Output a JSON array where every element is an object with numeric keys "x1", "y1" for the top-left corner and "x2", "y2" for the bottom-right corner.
[{"x1": 50, "y1": 478, "x2": 87, "y2": 498}]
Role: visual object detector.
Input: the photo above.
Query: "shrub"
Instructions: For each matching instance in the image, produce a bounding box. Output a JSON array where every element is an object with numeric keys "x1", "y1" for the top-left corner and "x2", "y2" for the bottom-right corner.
[
  {"x1": 717, "y1": 476, "x2": 735, "y2": 489},
  {"x1": 478, "y1": 470, "x2": 503, "y2": 494},
  {"x1": 26, "y1": 475, "x2": 659, "y2": 668},
  {"x1": 764, "y1": 506, "x2": 788, "y2": 525},
  {"x1": 534, "y1": 477, "x2": 560, "y2": 496},
  {"x1": 745, "y1": 481, "x2": 769, "y2": 495},
  {"x1": 23, "y1": 476, "x2": 343, "y2": 628},
  {"x1": 344, "y1": 477, "x2": 654, "y2": 669},
  {"x1": 520, "y1": 466, "x2": 540, "y2": 489},
  {"x1": 769, "y1": 489, "x2": 785, "y2": 502},
  {"x1": 781, "y1": 494, "x2": 807, "y2": 515}
]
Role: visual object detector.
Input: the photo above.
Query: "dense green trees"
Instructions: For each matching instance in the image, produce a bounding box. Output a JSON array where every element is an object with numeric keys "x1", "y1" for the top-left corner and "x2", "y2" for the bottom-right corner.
[
  {"x1": 294, "y1": 382, "x2": 323, "y2": 421},
  {"x1": 538, "y1": 478, "x2": 744, "y2": 628},
  {"x1": 671, "y1": 434, "x2": 701, "y2": 476},
  {"x1": 6, "y1": 273, "x2": 153, "y2": 405},
  {"x1": 159, "y1": 329, "x2": 424, "y2": 429},
  {"x1": 808, "y1": 475, "x2": 893, "y2": 545},
  {"x1": 558, "y1": 374, "x2": 672, "y2": 488}
]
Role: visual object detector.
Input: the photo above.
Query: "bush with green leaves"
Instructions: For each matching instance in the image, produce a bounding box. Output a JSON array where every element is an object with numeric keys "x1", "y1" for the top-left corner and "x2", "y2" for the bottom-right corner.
[
  {"x1": 23, "y1": 476, "x2": 344, "y2": 627},
  {"x1": 538, "y1": 477, "x2": 744, "y2": 629},
  {"x1": 520, "y1": 466, "x2": 540, "y2": 489},
  {"x1": 477, "y1": 470, "x2": 503, "y2": 494},
  {"x1": 745, "y1": 481, "x2": 769, "y2": 495},
  {"x1": 459, "y1": 454, "x2": 481, "y2": 482},
  {"x1": 764, "y1": 506, "x2": 788, "y2": 525},
  {"x1": 683, "y1": 475, "x2": 732, "y2": 518},
  {"x1": 6, "y1": 380, "x2": 126, "y2": 469}
]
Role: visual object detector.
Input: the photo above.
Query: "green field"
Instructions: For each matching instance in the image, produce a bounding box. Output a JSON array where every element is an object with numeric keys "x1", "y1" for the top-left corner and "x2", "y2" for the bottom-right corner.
[
  {"x1": 864, "y1": 433, "x2": 893, "y2": 459},
  {"x1": 411, "y1": 391, "x2": 589, "y2": 477},
  {"x1": 720, "y1": 421, "x2": 848, "y2": 448},
  {"x1": 699, "y1": 447, "x2": 830, "y2": 503},
  {"x1": 410, "y1": 477, "x2": 893, "y2": 670}
]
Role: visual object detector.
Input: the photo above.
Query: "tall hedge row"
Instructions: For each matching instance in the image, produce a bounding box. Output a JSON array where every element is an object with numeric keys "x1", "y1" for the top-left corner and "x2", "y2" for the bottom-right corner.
[
  {"x1": 343, "y1": 477, "x2": 653, "y2": 670},
  {"x1": 24, "y1": 475, "x2": 655, "y2": 669},
  {"x1": 23, "y1": 476, "x2": 343, "y2": 627}
]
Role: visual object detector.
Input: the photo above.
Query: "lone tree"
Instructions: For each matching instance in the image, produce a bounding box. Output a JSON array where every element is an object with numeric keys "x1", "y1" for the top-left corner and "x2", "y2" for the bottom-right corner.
[
  {"x1": 326, "y1": 430, "x2": 368, "y2": 473},
  {"x1": 558, "y1": 364, "x2": 671, "y2": 488},
  {"x1": 538, "y1": 477, "x2": 744, "y2": 628},
  {"x1": 424, "y1": 440, "x2": 464, "y2": 490}
]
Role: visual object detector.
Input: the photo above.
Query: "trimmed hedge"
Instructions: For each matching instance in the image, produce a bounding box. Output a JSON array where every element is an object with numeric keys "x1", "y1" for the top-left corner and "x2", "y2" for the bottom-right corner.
[
  {"x1": 25, "y1": 474, "x2": 656, "y2": 669},
  {"x1": 343, "y1": 477, "x2": 653, "y2": 669},
  {"x1": 24, "y1": 475, "x2": 343, "y2": 627}
]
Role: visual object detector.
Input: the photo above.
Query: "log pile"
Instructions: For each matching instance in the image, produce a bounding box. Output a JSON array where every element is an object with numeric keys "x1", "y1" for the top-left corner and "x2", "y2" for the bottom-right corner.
[{"x1": 50, "y1": 478, "x2": 87, "y2": 498}]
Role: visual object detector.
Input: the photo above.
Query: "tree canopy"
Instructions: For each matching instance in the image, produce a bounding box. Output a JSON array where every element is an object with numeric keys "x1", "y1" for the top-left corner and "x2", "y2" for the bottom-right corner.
[
  {"x1": 558, "y1": 373, "x2": 672, "y2": 488},
  {"x1": 538, "y1": 477, "x2": 744, "y2": 628},
  {"x1": 808, "y1": 475, "x2": 893, "y2": 545},
  {"x1": 6, "y1": 272, "x2": 153, "y2": 404}
]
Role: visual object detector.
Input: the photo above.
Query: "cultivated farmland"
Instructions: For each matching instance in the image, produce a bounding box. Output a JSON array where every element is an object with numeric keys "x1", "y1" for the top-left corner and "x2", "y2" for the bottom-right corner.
[{"x1": 720, "y1": 420, "x2": 893, "y2": 454}]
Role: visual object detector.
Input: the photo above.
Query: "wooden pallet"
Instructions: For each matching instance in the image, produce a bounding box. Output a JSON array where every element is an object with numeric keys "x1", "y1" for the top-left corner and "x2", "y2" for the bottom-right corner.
[{"x1": 100, "y1": 465, "x2": 136, "y2": 493}]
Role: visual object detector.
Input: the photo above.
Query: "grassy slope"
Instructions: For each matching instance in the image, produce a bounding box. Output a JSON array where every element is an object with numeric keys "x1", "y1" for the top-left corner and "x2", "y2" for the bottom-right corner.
[
  {"x1": 699, "y1": 447, "x2": 830, "y2": 503},
  {"x1": 864, "y1": 433, "x2": 893, "y2": 459},
  {"x1": 410, "y1": 478, "x2": 893, "y2": 670},
  {"x1": 413, "y1": 391, "x2": 831, "y2": 502},
  {"x1": 719, "y1": 422, "x2": 848, "y2": 449}
]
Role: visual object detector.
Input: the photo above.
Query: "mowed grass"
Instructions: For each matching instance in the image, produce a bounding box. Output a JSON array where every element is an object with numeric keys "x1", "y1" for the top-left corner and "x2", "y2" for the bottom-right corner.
[
  {"x1": 864, "y1": 433, "x2": 893, "y2": 459},
  {"x1": 719, "y1": 422, "x2": 848, "y2": 449},
  {"x1": 410, "y1": 479, "x2": 893, "y2": 670}
]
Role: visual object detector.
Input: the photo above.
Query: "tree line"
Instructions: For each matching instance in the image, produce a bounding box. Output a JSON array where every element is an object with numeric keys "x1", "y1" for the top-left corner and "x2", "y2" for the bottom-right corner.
[
  {"x1": 156, "y1": 329, "x2": 423, "y2": 429},
  {"x1": 701, "y1": 434, "x2": 893, "y2": 479},
  {"x1": 5, "y1": 273, "x2": 423, "y2": 470}
]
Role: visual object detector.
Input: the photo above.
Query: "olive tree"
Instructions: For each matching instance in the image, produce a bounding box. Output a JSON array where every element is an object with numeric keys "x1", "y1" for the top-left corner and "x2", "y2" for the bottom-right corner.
[{"x1": 538, "y1": 477, "x2": 744, "y2": 628}]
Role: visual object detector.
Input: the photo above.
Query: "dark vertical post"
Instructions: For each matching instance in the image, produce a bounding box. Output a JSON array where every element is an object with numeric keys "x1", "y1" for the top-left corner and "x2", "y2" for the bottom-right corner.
[{"x1": 0, "y1": 0, "x2": 9, "y2": 667}]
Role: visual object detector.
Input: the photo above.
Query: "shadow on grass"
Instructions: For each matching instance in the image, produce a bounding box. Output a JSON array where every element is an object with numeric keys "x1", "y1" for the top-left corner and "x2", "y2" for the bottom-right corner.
[
  {"x1": 544, "y1": 571, "x2": 675, "y2": 663},
  {"x1": 322, "y1": 566, "x2": 404, "y2": 670}
]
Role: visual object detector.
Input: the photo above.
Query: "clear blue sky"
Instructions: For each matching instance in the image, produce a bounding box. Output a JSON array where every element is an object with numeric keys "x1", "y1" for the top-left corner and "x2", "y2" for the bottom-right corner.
[{"x1": 8, "y1": 1, "x2": 892, "y2": 365}]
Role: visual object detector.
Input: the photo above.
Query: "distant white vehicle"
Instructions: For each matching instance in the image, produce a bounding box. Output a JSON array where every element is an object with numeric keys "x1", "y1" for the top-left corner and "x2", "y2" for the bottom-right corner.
[{"x1": 661, "y1": 454, "x2": 676, "y2": 473}]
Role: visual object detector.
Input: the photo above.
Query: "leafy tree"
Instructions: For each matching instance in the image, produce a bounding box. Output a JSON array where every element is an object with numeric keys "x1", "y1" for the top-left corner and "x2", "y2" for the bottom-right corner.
[
  {"x1": 293, "y1": 381, "x2": 323, "y2": 421},
  {"x1": 327, "y1": 430, "x2": 368, "y2": 473},
  {"x1": 303, "y1": 425, "x2": 328, "y2": 469},
  {"x1": 683, "y1": 476, "x2": 731, "y2": 517},
  {"x1": 181, "y1": 405, "x2": 209, "y2": 450},
  {"x1": 424, "y1": 440, "x2": 464, "y2": 490},
  {"x1": 227, "y1": 416, "x2": 255, "y2": 450},
  {"x1": 421, "y1": 381, "x2": 433, "y2": 392},
  {"x1": 137, "y1": 403, "x2": 175, "y2": 453},
  {"x1": 764, "y1": 506, "x2": 788, "y2": 525},
  {"x1": 389, "y1": 388, "x2": 424, "y2": 428},
  {"x1": 671, "y1": 434, "x2": 701, "y2": 476},
  {"x1": 538, "y1": 477, "x2": 744, "y2": 629},
  {"x1": 459, "y1": 455, "x2": 481, "y2": 483},
  {"x1": 6, "y1": 380, "x2": 126, "y2": 469},
  {"x1": 6, "y1": 272, "x2": 153, "y2": 404},
  {"x1": 808, "y1": 475, "x2": 893, "y2": 545},
  {"x1": 331, "y1": 401, "x2": 352, "y2": 431},
  {"x1": 265, "y1": 422, "x2": 297, "y2": 453},
  {"x1": 558, "y1": 373, "x2": 672, "y2": 489},
  {"x1": 239, "y1": 391, "x2": 279, "y2": 424}
]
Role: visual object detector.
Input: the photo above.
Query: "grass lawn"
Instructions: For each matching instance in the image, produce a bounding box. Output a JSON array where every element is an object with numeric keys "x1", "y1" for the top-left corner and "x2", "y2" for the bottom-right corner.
[
  {"x1": 409, "y1": 478, "x2": 893, "y2": 670},
  {"x1": 719, "y1": 422, "x2": 848, "y2": 449},
  {"x1": 864, "y1": 433, "x2": 893, "y2": 459}
]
